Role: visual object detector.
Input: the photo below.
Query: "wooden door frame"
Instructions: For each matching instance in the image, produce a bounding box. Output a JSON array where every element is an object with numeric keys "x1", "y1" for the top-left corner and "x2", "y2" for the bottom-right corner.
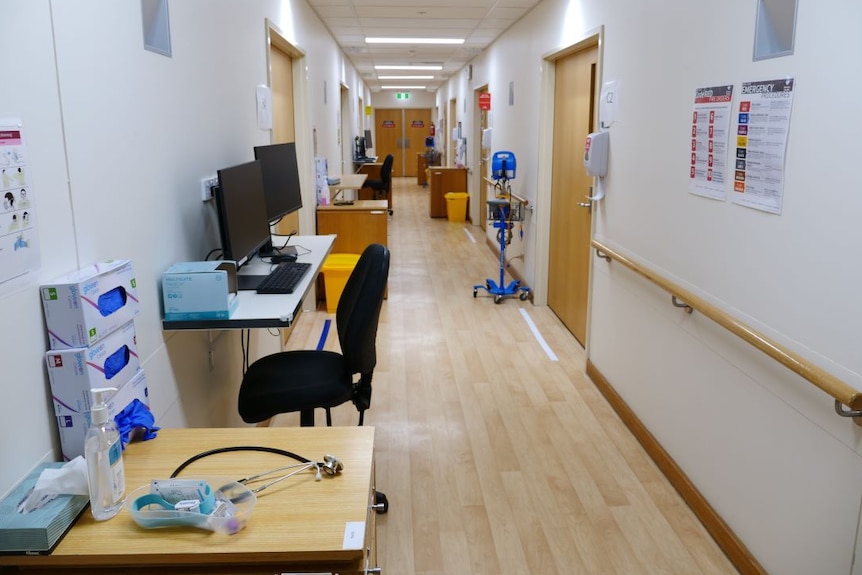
[
  {"x1": 265, "y1": 19, "x2": 314, "y2": 310},
  {"x1": 472, "y1": 85, "x2": 489, "y2": 228},
  {"x1": 534, "y1": 27, "x2": 604, "y2": 320}
]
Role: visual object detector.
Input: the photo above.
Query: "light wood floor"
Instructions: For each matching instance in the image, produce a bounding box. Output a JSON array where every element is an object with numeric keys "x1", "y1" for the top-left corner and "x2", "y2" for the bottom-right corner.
[{"x1": 279, "y1": 177, "x2": 739, "y2": 575}]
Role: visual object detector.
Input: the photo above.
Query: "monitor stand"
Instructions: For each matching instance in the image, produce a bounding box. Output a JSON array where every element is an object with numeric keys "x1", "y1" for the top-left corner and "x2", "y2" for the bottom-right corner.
[{"x1": 258, "y1": 240, "x2": 298, "y2": 262}]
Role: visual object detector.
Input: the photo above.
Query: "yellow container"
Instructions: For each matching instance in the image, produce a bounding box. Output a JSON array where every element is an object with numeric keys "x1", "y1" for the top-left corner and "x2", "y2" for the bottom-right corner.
[
  {"x1": 321, "y1": 253, "x2": 361, "y2": 313},
  {"x1": 444, "y1": 192, "x2": 469, "y2": 222}
]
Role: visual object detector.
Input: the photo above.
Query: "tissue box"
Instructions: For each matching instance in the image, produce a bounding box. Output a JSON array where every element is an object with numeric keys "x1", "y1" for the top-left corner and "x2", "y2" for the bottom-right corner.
[
  {"x1": 162, "y1": 261, "x2": 238, "y2": 321},
  {"x1": 41, "y1": 259, "x2": 139, "y2": 349},
  {"x1": 46, "y1": 320, "x2": 140, "y2": 413},
  {"x1": 0, "y1": 463, "x2": 89, "y2": 554},
  {"x1": 55, "y1": 369, "x2": 149, "y2": 461}
]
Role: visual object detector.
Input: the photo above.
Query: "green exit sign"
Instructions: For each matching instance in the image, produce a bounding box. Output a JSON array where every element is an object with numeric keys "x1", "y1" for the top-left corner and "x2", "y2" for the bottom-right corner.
[{"x1": 396, "y1": 92, "x2": 411, "y2": 100}]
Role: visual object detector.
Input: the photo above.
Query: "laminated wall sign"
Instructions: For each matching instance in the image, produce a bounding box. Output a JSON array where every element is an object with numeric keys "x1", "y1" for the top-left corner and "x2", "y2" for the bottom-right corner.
[{"x1": 0, "y1": 117, "x2": 40, "y2": 287}]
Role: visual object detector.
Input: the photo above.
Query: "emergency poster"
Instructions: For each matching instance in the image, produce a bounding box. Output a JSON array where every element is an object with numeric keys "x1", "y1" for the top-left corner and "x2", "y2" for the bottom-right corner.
[
  {"x1": 0, "y1": 118, "x2": 39, "y2": 286},
  {"x1": 689, "y1": 85, "x2": 734, "y2": 201},
  {"x1": 731, "y1": 78, "x2": 795, "y2": 214}
]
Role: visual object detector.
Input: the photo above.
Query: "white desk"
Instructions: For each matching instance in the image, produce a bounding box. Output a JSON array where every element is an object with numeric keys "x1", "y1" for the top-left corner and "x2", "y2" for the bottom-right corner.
[{"x1": 162, "y1": 234, "x2": 335, "y2": 331}]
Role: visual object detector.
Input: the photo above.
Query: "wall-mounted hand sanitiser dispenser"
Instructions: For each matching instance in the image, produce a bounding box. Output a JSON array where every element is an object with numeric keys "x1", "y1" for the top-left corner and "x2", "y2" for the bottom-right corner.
[{"x1": 584, "y1": 130, "x2": 609, "y2": 177}]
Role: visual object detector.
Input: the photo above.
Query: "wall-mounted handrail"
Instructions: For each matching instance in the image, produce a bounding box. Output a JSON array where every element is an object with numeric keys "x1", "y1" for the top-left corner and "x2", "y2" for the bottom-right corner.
[
  {"x1": 483, "y1": 176, "x2": 528, "y2": 205},
  {"x1": 592, "y1": 239, "x2": 862, "y2": 416}
]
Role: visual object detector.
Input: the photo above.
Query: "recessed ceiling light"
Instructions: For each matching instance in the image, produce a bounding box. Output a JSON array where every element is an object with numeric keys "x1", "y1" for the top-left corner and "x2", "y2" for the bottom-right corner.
[
  {"x1": 378, "y1": 75, "x2": 434, "y2": 80},
  {"x1": 366, "y1": 37, "x2": 464, "y2": 45},
  {"x1": 375, "y1": 65, "x2": 443, "y2": 71},
  {"x1": 381, "y1": 86, "x2": 427, "y2": 90}
]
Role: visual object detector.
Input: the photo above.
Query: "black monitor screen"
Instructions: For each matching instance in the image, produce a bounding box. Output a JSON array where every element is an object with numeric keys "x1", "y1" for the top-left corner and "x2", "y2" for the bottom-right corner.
[
  {"x1": 214, "y1": 160, "x2": 272, "y2": 268},
  {"x1": 364, "y1": 129, "x2": 373, "y2": 150},
  {"x1": 253, "y1": 142, "x2": 302, "y2": 222}
]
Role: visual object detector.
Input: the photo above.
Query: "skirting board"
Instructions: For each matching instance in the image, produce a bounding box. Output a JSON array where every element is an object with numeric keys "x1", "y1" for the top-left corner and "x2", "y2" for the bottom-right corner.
[{"x1": 585, "y1": 359, "x2": 767, "y2": 575}]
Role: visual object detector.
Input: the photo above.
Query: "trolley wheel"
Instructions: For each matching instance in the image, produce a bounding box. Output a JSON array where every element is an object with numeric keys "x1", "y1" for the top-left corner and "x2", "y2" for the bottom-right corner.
[
  {"x1": 519, "y1": 291, "x2": 529, "y2": 301},
  {"x1": 473, "y1": 288, "x2": 478, "y2": 298},
  {"x1": 494, "y1": 295, "x2": 503, "y2": 304}
]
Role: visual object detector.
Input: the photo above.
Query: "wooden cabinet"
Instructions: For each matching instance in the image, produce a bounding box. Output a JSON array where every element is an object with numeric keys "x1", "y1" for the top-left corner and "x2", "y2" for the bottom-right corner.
[
  {"x1": 417, "y1": 153, "x2": 441, "y2": 186},
  {"x1": 428, "y1": 167, "x2": 467, "y2": 218},
  {"x1": 316, "y1": 200, "x2": 389, "y2": 306},
  {"x1": 316, "y1": 200, "x2": 388, "y2": 253}
]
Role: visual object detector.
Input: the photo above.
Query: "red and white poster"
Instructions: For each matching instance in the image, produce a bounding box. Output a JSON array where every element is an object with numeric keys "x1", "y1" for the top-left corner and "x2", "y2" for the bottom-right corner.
[{"x1": 688, "y1": 84, "x2": 734, "y2": 201}]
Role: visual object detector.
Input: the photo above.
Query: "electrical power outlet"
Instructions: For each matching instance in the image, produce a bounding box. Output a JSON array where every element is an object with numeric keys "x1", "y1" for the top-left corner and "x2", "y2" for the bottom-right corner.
[{"x1": 200, "y1": 176, "x2": 218, "y2": 202}]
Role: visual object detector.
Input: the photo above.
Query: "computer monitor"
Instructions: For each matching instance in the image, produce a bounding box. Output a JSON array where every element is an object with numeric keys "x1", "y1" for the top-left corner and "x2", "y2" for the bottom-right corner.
[
  {"x1": 364, "y1": 129, "x2": 373, "y2": 150},
  {"x1": 253, "y1": 142, "x2": 303, "y2": 259},
  {"x1": 253, "y1": 142, "x2": 303, "y2": 223},
  {"x1": 214, "y1": 160, "x2": 272, "y2": 269}
]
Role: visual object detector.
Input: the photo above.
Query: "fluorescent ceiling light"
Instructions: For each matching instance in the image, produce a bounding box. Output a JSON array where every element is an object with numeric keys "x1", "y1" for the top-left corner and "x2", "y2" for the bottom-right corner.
[
  {"x1": 375, "y1": 65, "x2": 443, "y2": 71},
  {"x1": 366, "y1": 37, "x2": 464, "y2": 45},
  {"x1": 378, "y1": 75, "x2": 434, "y2": 80},
  {"x1": 381, "y1": 86, "x2": 427, "y2": 90}
]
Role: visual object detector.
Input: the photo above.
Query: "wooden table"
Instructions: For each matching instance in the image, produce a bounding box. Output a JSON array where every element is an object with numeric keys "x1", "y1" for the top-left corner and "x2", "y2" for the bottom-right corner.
[
  {"x1": 329, "y1": 173, "x2": 367, "y2": 205},
  {"x1": 0, "y1": 427, "x2": 378, "y2": 575}
]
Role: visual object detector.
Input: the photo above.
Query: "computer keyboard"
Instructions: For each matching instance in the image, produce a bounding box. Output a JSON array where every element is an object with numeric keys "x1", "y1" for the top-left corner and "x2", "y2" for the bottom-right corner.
[{"x1": 255, "y1": 261, "x2": 312, "y2": 294}]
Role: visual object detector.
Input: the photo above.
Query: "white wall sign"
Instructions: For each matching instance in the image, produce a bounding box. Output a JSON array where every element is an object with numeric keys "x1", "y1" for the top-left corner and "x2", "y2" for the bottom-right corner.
[{"x1": 0, "y1": 118, "x2": 40, "y2": 286}]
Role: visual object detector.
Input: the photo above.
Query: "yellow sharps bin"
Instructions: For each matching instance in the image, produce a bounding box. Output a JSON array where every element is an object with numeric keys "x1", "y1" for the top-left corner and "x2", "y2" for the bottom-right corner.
[{"x1": 321, "y1": 253, "x2": 360, "y2": 313}]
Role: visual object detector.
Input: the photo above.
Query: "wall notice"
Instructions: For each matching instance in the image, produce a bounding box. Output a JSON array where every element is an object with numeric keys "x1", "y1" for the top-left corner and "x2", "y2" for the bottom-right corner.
[
  {"x1": 731, "y1": 78, "x2": 795, "y2": 214},
  {"x1": 689, "y1": 84, "x2": 734, "y2": 201},
  {"x1": 0, "y1": 118, "x2": 39, "y2": 286}
]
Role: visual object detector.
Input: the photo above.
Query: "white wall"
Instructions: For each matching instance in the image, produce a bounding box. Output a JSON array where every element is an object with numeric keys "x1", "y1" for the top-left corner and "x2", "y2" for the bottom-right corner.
[
  {"x1": 450, "y1": 0, "x2": 862, "y2": 573},
  {"x1": 0, "y1": 0, "x2": 367, "y2": 498}
]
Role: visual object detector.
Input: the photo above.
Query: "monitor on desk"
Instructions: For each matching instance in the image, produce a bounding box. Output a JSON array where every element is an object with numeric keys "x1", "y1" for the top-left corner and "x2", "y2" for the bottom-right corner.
[
  {"x1": 364, "y1": 129, "x2": 373, "y2": 151},
  {"x1": 214, "y1": 160, "x2": 272, "y2": 269},
  {"x1": 253, "y1": 142, "x2": 303, "y2": 258}
]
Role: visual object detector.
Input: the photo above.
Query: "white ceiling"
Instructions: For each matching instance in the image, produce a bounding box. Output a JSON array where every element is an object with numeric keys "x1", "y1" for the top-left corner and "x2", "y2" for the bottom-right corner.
[{"x1": 305, "y1": 0, "x2": 543, "y2": 91}]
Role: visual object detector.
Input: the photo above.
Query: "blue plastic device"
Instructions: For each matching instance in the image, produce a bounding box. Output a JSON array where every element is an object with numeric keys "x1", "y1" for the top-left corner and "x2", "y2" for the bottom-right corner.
[{"x1": 491, "y1": 151, "x2": 516, "y2": 180}]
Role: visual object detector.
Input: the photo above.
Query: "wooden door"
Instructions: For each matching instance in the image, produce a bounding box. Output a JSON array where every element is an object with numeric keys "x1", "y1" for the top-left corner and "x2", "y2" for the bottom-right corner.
[
  {"x1": 448, "y1": 99, "x2": 457, "y2": 167},
  {"x1": 404, "y1": 109, "x2": 432, "y2": 177},
  {"x1": 477, "y1": 86, "x2": 490, "y2": 230},
  {"x1": 269, "y1": 38, "x2": 297, "y2": 236},
  {"x1": 375, "y1": 109, "x2": 403, "y2": 177},
  {"x1": 548, "y1": 44, "x2": 598, "y2": 346}
]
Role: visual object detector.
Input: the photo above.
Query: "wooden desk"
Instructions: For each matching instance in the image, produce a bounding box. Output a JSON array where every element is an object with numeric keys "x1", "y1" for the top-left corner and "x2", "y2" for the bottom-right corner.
[
  {"x1": 355, "y1": 162, "x2": 392, "y2": 213},
  {"x1": 429, "y1": 167, "x2": 467, "y2": 218},
  {"x1": 329, "y1": 173, "x2": 367, "y2": 204},
  {"x1": 316, "y1": 200, "x2": 388, "y2": 254},
  {"x1": 0, "y1": 427, "x2": 378, "y2": 575},
  {"x1": 316, "y1": 200, "x2": 389, "y2": 306}
]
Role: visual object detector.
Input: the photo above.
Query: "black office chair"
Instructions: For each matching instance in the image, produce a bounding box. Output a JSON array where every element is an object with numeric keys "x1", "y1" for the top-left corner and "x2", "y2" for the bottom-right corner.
[
  {"x1": 238, "y1": 244, "x2": 390, "y2": 427},
  {"x1": 365, "y1": 154, "x2": 393, "y2": 214}
]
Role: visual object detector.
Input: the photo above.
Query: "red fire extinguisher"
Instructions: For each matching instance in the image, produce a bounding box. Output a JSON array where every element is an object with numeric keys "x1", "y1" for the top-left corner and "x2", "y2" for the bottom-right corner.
[{"x1": 430, "y1": 122, "x2": 436, "y2": 136}]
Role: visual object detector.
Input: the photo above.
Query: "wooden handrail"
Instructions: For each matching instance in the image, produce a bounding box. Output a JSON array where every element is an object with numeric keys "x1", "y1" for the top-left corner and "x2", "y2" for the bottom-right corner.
[
  {"x1": 482, "y1": 176, "x2": 528, "y2": 205},
  {"x1": 592, "y1": 240, "x2": 862, "y2": 413}
]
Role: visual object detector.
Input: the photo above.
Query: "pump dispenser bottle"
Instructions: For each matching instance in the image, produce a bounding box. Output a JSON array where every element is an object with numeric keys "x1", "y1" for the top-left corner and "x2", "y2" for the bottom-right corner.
[{"x1": 85, "y1": 387, "x2": 125, "y2": 520}]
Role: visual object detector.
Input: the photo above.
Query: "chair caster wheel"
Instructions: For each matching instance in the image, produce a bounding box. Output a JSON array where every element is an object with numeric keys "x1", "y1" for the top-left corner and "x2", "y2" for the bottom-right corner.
[
  {"x1": 473, "y1": 289, "x2": 478, "y2": 297},
  {"x1": 494, "y1": 295, "x2": 503, "y2": 304},
  {"x1": 375, "y1": 491, "x2": 389, "y2": 514},
  {"x1": 519, "y1": 291, "x2": 529, "y2": 301}
]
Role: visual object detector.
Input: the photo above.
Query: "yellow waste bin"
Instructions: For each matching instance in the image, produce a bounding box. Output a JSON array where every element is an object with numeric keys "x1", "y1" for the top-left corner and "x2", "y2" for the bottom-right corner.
[
  {"x1": 444, "y1": 192, "x2": 469, "y2": 222},
  {"x1": 321, "y1": 253, "x2": 361, "y2": 313}
]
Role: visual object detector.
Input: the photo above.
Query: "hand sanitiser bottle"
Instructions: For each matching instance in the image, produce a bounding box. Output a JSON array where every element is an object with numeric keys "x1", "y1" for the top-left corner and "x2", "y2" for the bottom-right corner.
[{"x1": 85, "y1": 387, "x2": 125, "y2": 520}]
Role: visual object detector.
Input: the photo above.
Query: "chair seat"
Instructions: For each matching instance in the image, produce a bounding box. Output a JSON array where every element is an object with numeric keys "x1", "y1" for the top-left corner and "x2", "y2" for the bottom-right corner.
[{"x1": 238, "y1": 350, "x2": 353, "y2": 423}]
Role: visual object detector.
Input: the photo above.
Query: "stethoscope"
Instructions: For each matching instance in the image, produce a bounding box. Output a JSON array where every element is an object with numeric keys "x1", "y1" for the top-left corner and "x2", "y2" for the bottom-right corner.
[{"x1": 170, "y1": 446, "x2": 344, "y2": 496}]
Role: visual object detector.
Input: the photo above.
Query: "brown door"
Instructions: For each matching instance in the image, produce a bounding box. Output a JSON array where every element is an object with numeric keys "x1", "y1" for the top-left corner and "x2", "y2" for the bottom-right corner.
[
  {"x1": 269, "y1": 35, "x2": 297, "y2": 236},
  {"x1": 375, "y1": 109, "x2": 403, "y2": 177},
  {"x1": 547, "y1": 43, "x2": 598, "y2": 346},
  {"x1": 404, "y1": 109, "x2": 432, "y2": 177}
]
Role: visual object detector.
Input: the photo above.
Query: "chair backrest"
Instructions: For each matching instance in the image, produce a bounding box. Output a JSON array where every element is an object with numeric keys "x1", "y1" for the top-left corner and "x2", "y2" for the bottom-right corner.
[
  {"x1": 379, "y1": 154, "x2": 394, "y2": 183},
  {"x1": 336, "y1": 243, "x2": 390, "y2": 377}
]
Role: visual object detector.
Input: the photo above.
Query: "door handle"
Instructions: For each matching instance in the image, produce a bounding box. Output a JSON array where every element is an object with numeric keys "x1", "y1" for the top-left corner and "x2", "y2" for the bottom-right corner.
[{"x1": 577, "y1": 201, "x2": 591, "y2": 208}]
